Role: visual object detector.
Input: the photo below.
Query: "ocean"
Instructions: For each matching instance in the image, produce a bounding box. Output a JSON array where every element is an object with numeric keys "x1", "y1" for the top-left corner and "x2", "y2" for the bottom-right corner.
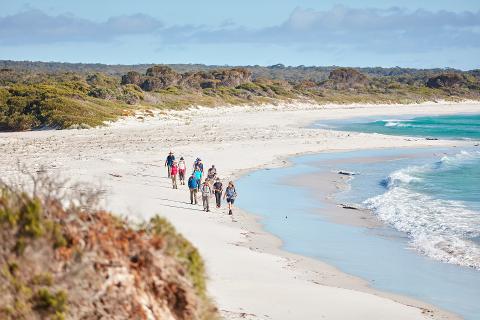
[
  {"x1": 330, "y1": 114, "x2": 480, "y2": 269},
  {"x1": 236, "y1": 113, "x2": 480, "y2": 319},
  {"x1": 327, "y1": 113, "x2": 480, "y2": 140}
]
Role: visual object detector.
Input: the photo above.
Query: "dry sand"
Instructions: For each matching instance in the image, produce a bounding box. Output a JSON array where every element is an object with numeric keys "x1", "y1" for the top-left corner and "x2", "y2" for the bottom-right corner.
[{"x1": 1, "y1": 101, "x2": 479, "y2": 319}]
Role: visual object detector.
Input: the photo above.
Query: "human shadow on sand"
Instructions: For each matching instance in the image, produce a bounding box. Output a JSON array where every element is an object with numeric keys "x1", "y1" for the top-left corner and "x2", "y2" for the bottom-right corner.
[{"x1": 157, "y1": 203, "x2": 205, "y2": 212}]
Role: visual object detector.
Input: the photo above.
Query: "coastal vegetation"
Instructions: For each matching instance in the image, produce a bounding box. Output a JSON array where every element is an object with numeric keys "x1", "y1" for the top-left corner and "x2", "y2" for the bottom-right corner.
[
  {"x1": 1, "y1": 60, "x2": 479, "y2": 131},
  {"x1": 0, "y1": 174, "x2": 218, "y2": 320}
]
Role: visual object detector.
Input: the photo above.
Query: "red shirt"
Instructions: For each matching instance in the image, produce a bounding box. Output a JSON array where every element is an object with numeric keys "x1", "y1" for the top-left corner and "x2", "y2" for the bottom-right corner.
[{"x1": 171, "y1": 165, "x2": 178, "y2": 176}]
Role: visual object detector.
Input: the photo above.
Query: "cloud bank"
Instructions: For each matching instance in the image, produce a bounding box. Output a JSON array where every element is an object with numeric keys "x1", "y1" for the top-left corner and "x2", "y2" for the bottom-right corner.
[
  {"x1": 162, "y1": 6, "x2": 480, "y2": 53},
  {"x1": 0, "y1": 10, "x2": 163, "y2": 44},
  {"x1": 1, "y1": 6, "x2": 479, "y2": 54}
]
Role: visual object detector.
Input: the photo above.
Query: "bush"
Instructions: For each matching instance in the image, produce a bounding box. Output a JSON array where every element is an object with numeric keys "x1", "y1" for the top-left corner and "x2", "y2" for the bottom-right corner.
[{"x1": 32, "y1": 289, "x2": 67, "y2": 316}]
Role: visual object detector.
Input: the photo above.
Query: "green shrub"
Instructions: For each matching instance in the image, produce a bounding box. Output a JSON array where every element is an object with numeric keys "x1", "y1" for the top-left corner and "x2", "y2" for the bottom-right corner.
[
  {"x1": 236, "y1": 82, "x2": 261, "y2": 92},
  {"x1": 31, "y1": 273, "x2": 53, "y2": 286},
  {"x1": 32, "y1": 289, "x2": 67, "y2": 316},
  {"x1": 18, "y1": 197, "x2": 43, "y2": 238}
]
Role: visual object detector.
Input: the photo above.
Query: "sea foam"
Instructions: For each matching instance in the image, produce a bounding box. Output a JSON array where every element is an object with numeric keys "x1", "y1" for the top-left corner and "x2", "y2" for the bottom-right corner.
[{"x1": 364, "y1": 151, "x2": 480, "y2": 269}]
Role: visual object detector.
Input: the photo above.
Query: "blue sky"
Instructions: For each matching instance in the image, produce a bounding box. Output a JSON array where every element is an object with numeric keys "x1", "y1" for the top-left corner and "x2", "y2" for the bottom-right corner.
[{"x1": 0, "y1": 0, "x2": 479, "y2": 69}]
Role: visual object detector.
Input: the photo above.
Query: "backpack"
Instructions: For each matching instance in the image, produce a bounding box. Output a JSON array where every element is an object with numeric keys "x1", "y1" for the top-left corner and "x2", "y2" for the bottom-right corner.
[
  {"x1": 226, "y1": 187, "x2": 237, "y2": 199},
  {"x1": 201, "y1": 184, "x2": 211, "y2": 196},
  {"x1": 213, "y1": 182, "x2": 222, "y2": 192},
  {"x1": 188, "y1": 176, "x2": 197, "y2": 189},
  {"x1": 194, "y1": 170, "x2": 202, "y2": 180}
]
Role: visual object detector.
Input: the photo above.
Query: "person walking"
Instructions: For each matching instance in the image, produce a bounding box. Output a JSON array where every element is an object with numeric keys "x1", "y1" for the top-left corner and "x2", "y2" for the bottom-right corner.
[
  {"x1": 213, "y1": 178, "x2": 223, "y2": 208},
  {"x1": 201, "y1": 180, "x2": 212, "y2": 212},
  {"x1": 188, "y1": 173, "x2": 198, "y2": 205},
  {"x1": 170, "y1": 161, "x2": 178, "y2": 189},
  {"x1": 207, "y1": 165, "x2": 217, "y2": 180},
  {"x1": 193, "y1": 158, "x2": 204, "y2": 175},
  {"x1": 165, "y1": 151, "x2": 175, "y2": 178},
  {"x1": 178, "y1": 157, "x2": 186, "y2": 185},
  {"x1": 224, "y1": 181, "x2": 237, "y2": 215}
]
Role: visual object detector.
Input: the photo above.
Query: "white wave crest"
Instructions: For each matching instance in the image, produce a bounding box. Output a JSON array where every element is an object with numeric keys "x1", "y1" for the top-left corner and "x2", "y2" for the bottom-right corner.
[
  {"x1": 383, "y1": 166, "x2": 423, "y2": 188},
  {"x1": 384, "y1": 150, "x2": 480, "y2": 189},
  {"x1": 364, "y1": 186, "x2": 480, "y2": 269},
  {"x1": 439, "y1": 150, "x2": 480, "y2": 167},
  {"x1": 383, "y1": 119, "x2": 411, "y2": 127}
]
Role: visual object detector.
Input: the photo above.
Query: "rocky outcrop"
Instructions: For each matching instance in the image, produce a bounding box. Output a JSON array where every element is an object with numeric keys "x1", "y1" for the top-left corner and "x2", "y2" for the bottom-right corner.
[
  {"x1": 0, "y1": 180, "x2": 218, "y2": 320},
  {"x1": 121, "y1": 71, "x2": 142, "y2": 86},
  {"x1": 179, "y1": 71, "x2": 210, "y2": 89},
  {"x1": 426, "y1": 73, "x2": 465, "y2": 89},
  {"x1": 121, "y1": 66, "x2": 252, "y2": 91},
  {"x1": 140, "y1": 77, "x2": 164, "y2": 91},
  {"x1": 325, "y1": 68, "x2": 369, "y2": 89},
  {"x1": 144, "y1": 66, "x2": 182, "y2": 89},
  {"x1": 212, "y1": 68, "x2": 252, "y2": 87}
]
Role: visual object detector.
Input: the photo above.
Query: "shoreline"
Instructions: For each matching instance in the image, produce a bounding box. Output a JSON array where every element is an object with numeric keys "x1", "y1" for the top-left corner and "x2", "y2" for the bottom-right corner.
[
  {"x1": 1, "y1": 102, "x2": 479, "y2": 319},
  {"x1": 230, "y1": 145, "x2": 475, "y2": 320},
  {"x1": 258, "y1": 147, "x2": 480, "y2": 319}
]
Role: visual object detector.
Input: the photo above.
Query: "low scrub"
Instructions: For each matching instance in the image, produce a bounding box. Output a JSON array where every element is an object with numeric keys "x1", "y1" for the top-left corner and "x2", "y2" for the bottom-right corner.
[
  {"x1": 1, "y1": 66, "x2": 479, "y2": 131},
  {"x1": 0, "y1": 173, "x2": 218, "y2": 320}
]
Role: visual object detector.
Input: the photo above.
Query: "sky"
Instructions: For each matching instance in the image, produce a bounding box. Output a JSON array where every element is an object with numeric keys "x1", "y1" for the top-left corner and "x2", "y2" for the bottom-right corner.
[{"x1": 0, "y1": 0, "x2": 479, "y2": 69}]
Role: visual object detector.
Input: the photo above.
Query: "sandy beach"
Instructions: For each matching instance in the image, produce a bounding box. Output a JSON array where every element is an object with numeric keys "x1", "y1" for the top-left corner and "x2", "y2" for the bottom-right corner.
[{"x1": 1, "y1": 101, "x2": 479, "y2": 319}]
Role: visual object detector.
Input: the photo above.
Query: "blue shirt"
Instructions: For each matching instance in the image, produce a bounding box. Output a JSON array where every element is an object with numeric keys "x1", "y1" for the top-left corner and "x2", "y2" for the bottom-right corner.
[{"x1": 166, "y1": 155, "x2": 175, "y2": 166}]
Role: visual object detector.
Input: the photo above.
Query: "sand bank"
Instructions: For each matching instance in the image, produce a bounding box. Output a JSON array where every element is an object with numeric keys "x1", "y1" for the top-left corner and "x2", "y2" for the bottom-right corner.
[{"x1": 1, "y1": 101, "x2": 479, "y2": 319}]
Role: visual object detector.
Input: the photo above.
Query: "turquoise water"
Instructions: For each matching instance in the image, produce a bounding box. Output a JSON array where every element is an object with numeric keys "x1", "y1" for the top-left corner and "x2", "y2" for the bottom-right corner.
[
  {"x1": 325, "y1": 113, "x2": 480, "y2": 140},
  {"x1": 326, "y1": 113, "x2": 480, "y2": 268},
  {"x1": 236, "y1": 148, "x2": 480, "y2": 320},
  {"x1": 412, "y1": 151, "x2": 480, "y2": 208}
]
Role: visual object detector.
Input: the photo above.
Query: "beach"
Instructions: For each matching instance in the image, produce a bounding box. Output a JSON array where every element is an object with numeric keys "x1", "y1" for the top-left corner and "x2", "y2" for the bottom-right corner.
[{"x1": 1, "y1": 101, "x2": 479, "y2": 319}]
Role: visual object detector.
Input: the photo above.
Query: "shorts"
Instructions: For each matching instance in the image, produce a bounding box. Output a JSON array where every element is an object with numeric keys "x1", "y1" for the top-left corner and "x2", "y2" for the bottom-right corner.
[{"x1": 226, "y1": 198, "x2": 235, "y2": 204}]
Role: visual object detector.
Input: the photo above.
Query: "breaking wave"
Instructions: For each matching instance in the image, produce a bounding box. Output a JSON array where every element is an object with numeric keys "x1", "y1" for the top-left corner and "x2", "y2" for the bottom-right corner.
[{"x1": 364, "y1": 151, "x2": 480, "y2": 269}]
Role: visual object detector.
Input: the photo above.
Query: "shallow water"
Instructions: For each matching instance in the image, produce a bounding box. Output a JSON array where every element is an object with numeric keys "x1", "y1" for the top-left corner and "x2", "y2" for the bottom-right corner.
[{"x1": 236, "y1": 148, "x2": 480, "y2": 320}]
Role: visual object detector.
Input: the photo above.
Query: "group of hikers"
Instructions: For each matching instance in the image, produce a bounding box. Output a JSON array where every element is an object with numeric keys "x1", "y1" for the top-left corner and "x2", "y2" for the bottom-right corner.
[{"x1": 165, "y1": 151, "x2": 237, "y2": 215}]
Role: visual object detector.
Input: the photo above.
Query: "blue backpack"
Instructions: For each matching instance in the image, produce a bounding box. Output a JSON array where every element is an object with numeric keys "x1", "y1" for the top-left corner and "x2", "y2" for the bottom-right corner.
[
  {"x1": 225, "y1": 187, "x2": 237, "y2": 199},
  {"x1": 188, "y1": 176, "x2": 198, "y2": 189}
]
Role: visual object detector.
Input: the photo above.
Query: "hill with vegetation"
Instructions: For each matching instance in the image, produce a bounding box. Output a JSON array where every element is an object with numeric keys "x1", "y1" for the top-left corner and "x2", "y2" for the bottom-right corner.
[
  {"x1": 1, "y1": 60, "x2": 479, "y2": 131},
  {"x1": 0, "y1": 174, "x2": 218, "y2": 320}
]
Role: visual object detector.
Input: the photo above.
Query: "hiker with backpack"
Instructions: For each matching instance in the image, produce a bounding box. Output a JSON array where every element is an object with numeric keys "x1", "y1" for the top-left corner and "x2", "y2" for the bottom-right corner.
[
  {"x1": 188, "y1": 173, "x2": 198, "y2": 205},
  {"x1": 224, "y1": 181, "x2": 237, "y2": 215},
  {"x1": 213, "y1": 178, "x2": 223, "y2": 208},
  {"x1": 193, "y1": 158, "x2": 204, "y2": 174},
  {"x1": 207, "y1": 165, "x2": 217, "y2": 181},
  {"x1": 165, "y1": 151, "x2": 175, "y2": 178},
  {"x1": 170, "y1": 161, "x2": 178, "y2": 189},
  {"x1": 178, "y1": 157, "x2": 186, "y2": 185},
  {"x1": 201, "y1": 180, "x2": 213, "y2": 212}
]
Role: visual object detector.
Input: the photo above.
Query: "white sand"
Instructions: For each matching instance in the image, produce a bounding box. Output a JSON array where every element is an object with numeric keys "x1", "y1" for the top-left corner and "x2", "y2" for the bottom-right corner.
[{"x1": 1, "y1": 101, "x2": 479, "y2": 319}]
